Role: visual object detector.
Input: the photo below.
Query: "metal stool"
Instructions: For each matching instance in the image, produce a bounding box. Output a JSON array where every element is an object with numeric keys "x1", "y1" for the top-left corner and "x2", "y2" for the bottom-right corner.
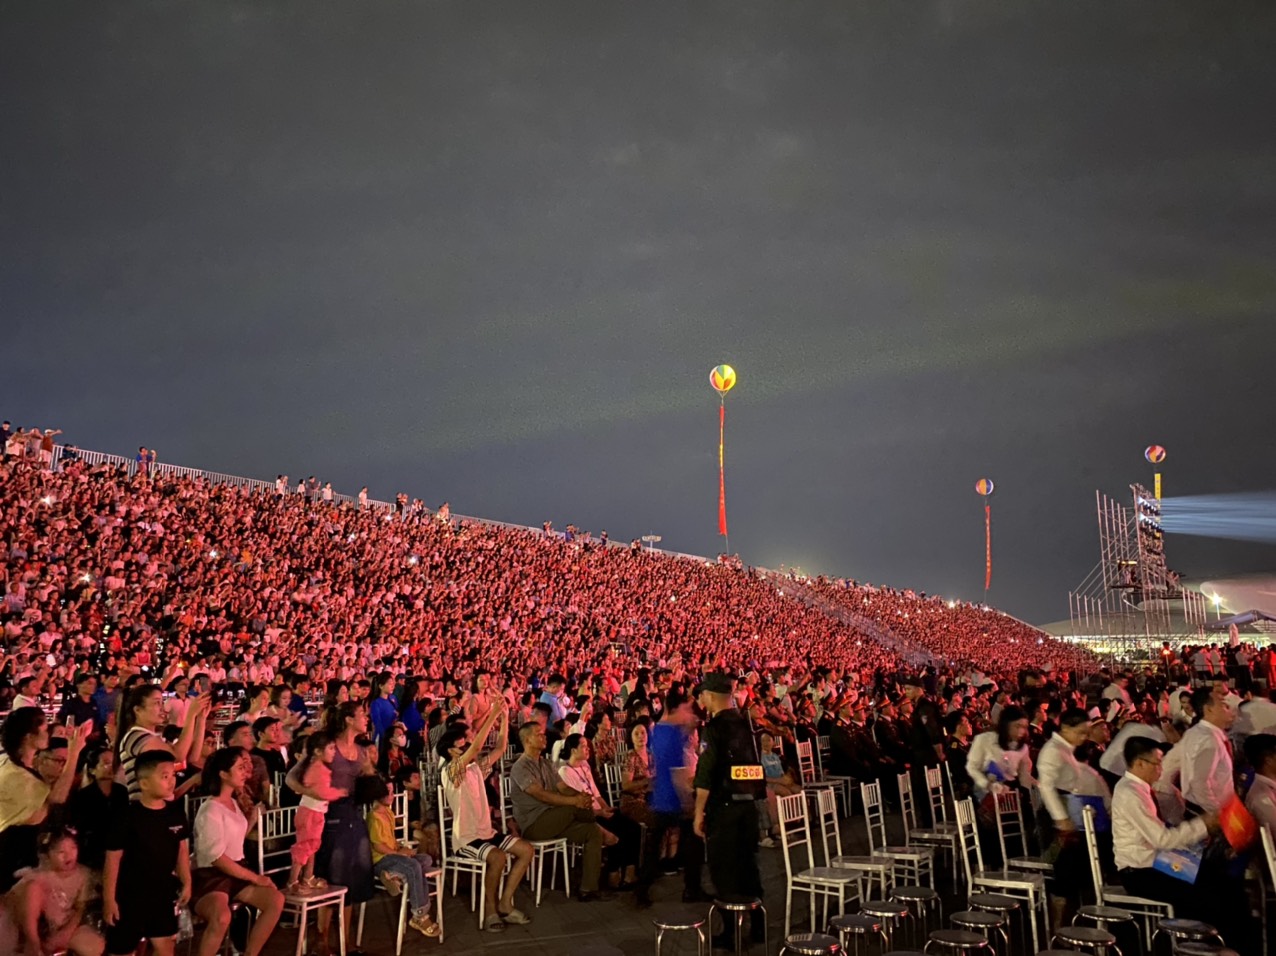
[
  {"x1": 862, "y1": 900, "x2": 911, "y2": 948},
  {"x1": 923, "y1": 929, "x2": 990, "y2": 954},
  {"x1": 779, "y1": 933, "x2": 843, "y2": 955},
  {"x1": 1050, "y1": 924, "x2": 1122, "y2": 955},
  {"x1": 949, "y1": 911, "x2": 1009, "y2": 956},
  {"x1": 709, "y1": 897, "x2": 769, "y2": 955},
  {"x1": 653, "y1": 907, "x2": 708, "y2": 955},
  {"x1": 967, "y1": 893, "x2": 1023, "y2": 955},
  {"x1": 1151, "y1": 918, "x2": 1223, "y2": 954},
  {"x1": 1074, "y1": 905, "x2": 1137, "y2": 950},
  {"x1": 892, "y1": 886, "x2": 942, "y2": 946},
  {"x1": 829, "y1": 914, "x2": 887, "y2": 955}
]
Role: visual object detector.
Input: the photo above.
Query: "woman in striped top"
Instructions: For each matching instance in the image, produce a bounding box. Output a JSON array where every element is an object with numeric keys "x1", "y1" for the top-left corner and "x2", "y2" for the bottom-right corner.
[{"x1": 115, "y1": 682, "x2": 211, "y2": 799}]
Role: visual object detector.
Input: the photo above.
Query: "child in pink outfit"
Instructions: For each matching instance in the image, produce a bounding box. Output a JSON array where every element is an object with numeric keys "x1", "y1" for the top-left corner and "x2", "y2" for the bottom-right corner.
[{"x1": 287, "y1": 733, "x2": 347, "y2": 892}]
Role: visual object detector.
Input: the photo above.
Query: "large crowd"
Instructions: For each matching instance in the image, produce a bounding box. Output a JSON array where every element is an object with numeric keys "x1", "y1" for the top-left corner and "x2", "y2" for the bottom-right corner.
[{"x1": 0, "y1": 436, "x2": 1274, "y2": 955}]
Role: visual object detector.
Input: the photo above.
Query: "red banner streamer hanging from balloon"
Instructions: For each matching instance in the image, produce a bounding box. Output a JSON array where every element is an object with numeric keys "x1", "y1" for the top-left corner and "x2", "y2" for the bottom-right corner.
[
  {"x1": 710, "y1": 365, "x2": 736, "y2": 541},
  {"x1": 984, "y1": 503, "x2": 992, "y2": 592},
  {"x1": 718, "y1": 402, "x2": 728, "y2": 537}
]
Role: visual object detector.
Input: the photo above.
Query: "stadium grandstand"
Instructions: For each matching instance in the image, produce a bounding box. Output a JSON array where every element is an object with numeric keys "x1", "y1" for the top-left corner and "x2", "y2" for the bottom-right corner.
[{"x1": 0, "y1": 431, "x2": 1271, "y2": 956}]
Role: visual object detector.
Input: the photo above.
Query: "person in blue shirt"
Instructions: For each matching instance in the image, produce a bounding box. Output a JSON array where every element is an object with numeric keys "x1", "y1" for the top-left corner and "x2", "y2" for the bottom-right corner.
[
  {"x1": 636, "y1": 690, "x2": 704, "y2": 904},
  {"x1": 287, "y1": 676, "x2": 312, "y2": 724},
  {"x1": 369, "y1": 672, "x2": 399, "y2": 742},
  {"x1": 396, "y1": 678, "x2": 426, "y2": 748},
  {"x1": 537, "y1": 675, "x2": 568, "y2": 724},
  {"x1": 92, "y1": 671, "x2": 121, "y2": 727}
]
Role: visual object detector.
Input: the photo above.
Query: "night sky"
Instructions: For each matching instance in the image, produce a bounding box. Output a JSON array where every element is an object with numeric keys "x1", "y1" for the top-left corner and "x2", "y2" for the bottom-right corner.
[{"x1": 4, "y1": 1, "x2": 1276, "y2": 624}]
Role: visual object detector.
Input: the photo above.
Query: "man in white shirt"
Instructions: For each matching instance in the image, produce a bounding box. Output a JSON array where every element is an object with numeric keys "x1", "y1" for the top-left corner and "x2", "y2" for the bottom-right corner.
[
  {"x1": 1101, "y1": 674, "x2": 1133, "y2": 709},
  {"x1": 11, "y1": 675, "x2": 41, "y2": 710},
  {"x1": 1113, "y1": 737, "x2": 1229, "y2": 933},
  {"x1": 1117, "y1": 735, "x2": 1255, "y2": 949},
  {"x1": 1100, "y1": 720, "x2": 1165, "y2": 781},
  {"x1": 1037, "y1": 708, "x2": 1112, "y2": 924},
  {"x1": 1243, "y1": 734, "x2": 1276, "y2": 832},
  {"x1": 1178, "y1": 687, "x2": 1236, "y2": 816}
]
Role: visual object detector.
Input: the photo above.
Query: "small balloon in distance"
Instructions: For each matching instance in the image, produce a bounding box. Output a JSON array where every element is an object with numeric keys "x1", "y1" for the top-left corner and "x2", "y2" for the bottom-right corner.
[
  {"x1": 710, "y1": 364, "x2": 737, "y2": 394},
  {"x1": 1145, "y1": 445, "x2": 1167, "y2": 464},
  {"x1": 974, "y1": 478, "x2": 995, "y2": 496}
]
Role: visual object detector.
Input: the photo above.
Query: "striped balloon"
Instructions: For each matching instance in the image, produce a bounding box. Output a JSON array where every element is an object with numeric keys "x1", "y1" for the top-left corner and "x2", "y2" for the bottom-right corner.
[
  {"x1": 975, "y1": 478, "x2": 995, "y2": 496},
  {"x1": 1145, "y1": 445, "x2": 1167, "y2": 464}
]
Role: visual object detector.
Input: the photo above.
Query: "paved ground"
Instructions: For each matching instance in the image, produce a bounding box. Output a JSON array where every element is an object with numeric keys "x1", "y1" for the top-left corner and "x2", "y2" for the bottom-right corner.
[{"x1": 261, "y1": 809, "x2": 981, "y2": 956}]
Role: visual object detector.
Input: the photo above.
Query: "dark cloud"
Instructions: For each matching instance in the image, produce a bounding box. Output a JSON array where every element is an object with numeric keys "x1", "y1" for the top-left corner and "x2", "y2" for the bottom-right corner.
[{"x1": 3, "y1": 0, "x2": 1275, "y2": 622}]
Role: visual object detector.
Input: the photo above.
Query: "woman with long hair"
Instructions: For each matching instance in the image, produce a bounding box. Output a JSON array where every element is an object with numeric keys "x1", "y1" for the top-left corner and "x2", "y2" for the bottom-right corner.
[
  {"x1": 115, "y1": 683, "x2": 209, "y2": 800},
  {"x1": 191, "y1": 748, "x2": 283, "y2": 956},
  {"x1": 967, "y1": 704, "x2": 1035, "y2": 798},
  {"x1": 288, "y1": 701, "x2": 374, "y2": 952}
]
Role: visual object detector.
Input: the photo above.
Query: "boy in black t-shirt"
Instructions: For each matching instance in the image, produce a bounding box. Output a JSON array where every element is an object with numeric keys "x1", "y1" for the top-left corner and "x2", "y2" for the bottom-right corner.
[{"x1": 103, "y1": 750, "x2": 192, "y2": 956}]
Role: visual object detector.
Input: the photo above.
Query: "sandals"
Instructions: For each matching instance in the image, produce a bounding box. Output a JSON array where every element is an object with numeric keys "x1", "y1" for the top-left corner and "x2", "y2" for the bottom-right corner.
[
  {"x1": 483, "y1": 913, "x2": 507, "y2": 933},
  {"x1": 499, "y1": 907, "x2": 531, "y2": 925},
  {"x1": 410, "y1": 914, "x2": 441, "y2": 937}
]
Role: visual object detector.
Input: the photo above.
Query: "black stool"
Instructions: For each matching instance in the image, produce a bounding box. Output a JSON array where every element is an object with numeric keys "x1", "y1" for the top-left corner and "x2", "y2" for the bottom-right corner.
[
  {"x1": 923, "y1": 929, "x2": 990, "y2": 954},
  {"x1": 779, "y1": 933, "x2": 843, "y2": 955},
  {"x1": 1050, "y1": 924, "x2": 1122, "y2": 955},
  {"x1": 1151, "y1": 918, "x2": 1223, "y2": 955},
  {"x1": 829, "y1": 913, "x2": 887, "y2": 955},
  {"x1": 949, "y1": 911, "x2": 1008, "y2": 956},
  {"x1": 967, "y1": 893, "x2": 1023, "y2": 955},
  {"x1": 653, "y1": 907, "x2": 708, "y2": 955},
  {"x1": 892, "y1": 886, "x2": 942, "y2": 946},
  {"x1": 862, "y1": 900, "x2": 911, "y2": 949},
  {"x1": 709, "y1": 897, "x2": 769, "y2": 955}
]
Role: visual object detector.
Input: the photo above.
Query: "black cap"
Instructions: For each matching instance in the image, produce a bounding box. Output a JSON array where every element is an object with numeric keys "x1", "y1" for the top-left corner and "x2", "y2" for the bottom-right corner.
[{"x1": 699, "y1": 672, "x2": 736, "y2": 694}]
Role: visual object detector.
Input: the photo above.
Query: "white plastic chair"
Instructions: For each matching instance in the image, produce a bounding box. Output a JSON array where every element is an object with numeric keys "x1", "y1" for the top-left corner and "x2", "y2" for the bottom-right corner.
[
  {"x1": 777, "y1": 791, "x2": 863, "y2": 938},
  {"x1": 953, "y1": 797, "x2": 1049, "y2": 953},
  {"x1": 499, "y1": 774, "x2": 571, "y2": 905},
  {"x1": 810, "y1": 786, "x2": 892, "y2": 897},
  {"x1": 994, "y1": 789, "x2": 1052, "y2": 874},
  {"x1": 797, "y1": 739, "x2": 847, "y2": 815},
  {"x1": 436, "y1": 783, "x2": 496, "y2": 928},
  {"x1": 355, "y1": 863, "x2": 445, "y2": 952},
  {"x1": 898, "y1": 771, "x2": 958, "y2": 885},
  {"x1": 1082, "y1": 803, "x2": 1172, "y2": 950},
  {"x1": 862, "y1": 781, "x2": 935, "y2": 887}
]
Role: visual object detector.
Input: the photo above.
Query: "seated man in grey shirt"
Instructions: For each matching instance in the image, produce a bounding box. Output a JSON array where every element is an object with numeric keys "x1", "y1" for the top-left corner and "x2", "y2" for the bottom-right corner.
[{"x1": 509, "y1": 721, "x2": 606, "y2": 900}]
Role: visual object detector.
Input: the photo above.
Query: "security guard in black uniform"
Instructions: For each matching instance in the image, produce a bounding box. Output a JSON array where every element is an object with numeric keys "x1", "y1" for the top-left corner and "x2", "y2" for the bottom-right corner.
[{"x1": 693, "y1": 672, "x2": 765, "y2": 945}]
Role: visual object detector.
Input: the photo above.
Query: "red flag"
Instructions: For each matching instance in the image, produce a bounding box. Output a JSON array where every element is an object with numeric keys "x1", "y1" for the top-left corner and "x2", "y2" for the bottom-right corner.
[
  {"x1": 718, "y1": 403, "x2": 728, "y2": 536},
  {"x1": 984, "y1": 503, "x2": 992, "y2": 591}
]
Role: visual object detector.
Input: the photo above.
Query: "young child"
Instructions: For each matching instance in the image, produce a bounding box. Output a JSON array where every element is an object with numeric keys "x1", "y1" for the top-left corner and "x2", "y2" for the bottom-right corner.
[
  {"x1": 286, "y1": 732, "x2": 347, "y2": 893},
  {"x1": 0, "y1": 826, "x2": 105, "y2": 956},
  {"x1": 362, "y1": 776, "x2": 440, "y2": 938},
  {"x1": 102, "y1": 750, "x2": 192, "y2": 956}
]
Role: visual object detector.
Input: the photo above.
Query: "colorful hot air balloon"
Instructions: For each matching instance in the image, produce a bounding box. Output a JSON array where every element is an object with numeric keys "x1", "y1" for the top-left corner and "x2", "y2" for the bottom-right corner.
[
  {"x1": 710, "y1": 365, "x2": 736, "y2": 547},
  {"x1": 1145, "y1": 445, "x2": 1167, "y2": 498},
  {"x1": 710, "y1": 364, "x2": 737, "y2": 394},
  {"x1": 975, "y1": 479, "x2": 995, "y2": 594}
]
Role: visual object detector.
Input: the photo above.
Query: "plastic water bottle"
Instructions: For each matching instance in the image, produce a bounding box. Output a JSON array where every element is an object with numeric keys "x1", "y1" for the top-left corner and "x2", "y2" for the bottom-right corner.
[{"x1": 176, "y1": 905, "x2": 194, "y2": 942}]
